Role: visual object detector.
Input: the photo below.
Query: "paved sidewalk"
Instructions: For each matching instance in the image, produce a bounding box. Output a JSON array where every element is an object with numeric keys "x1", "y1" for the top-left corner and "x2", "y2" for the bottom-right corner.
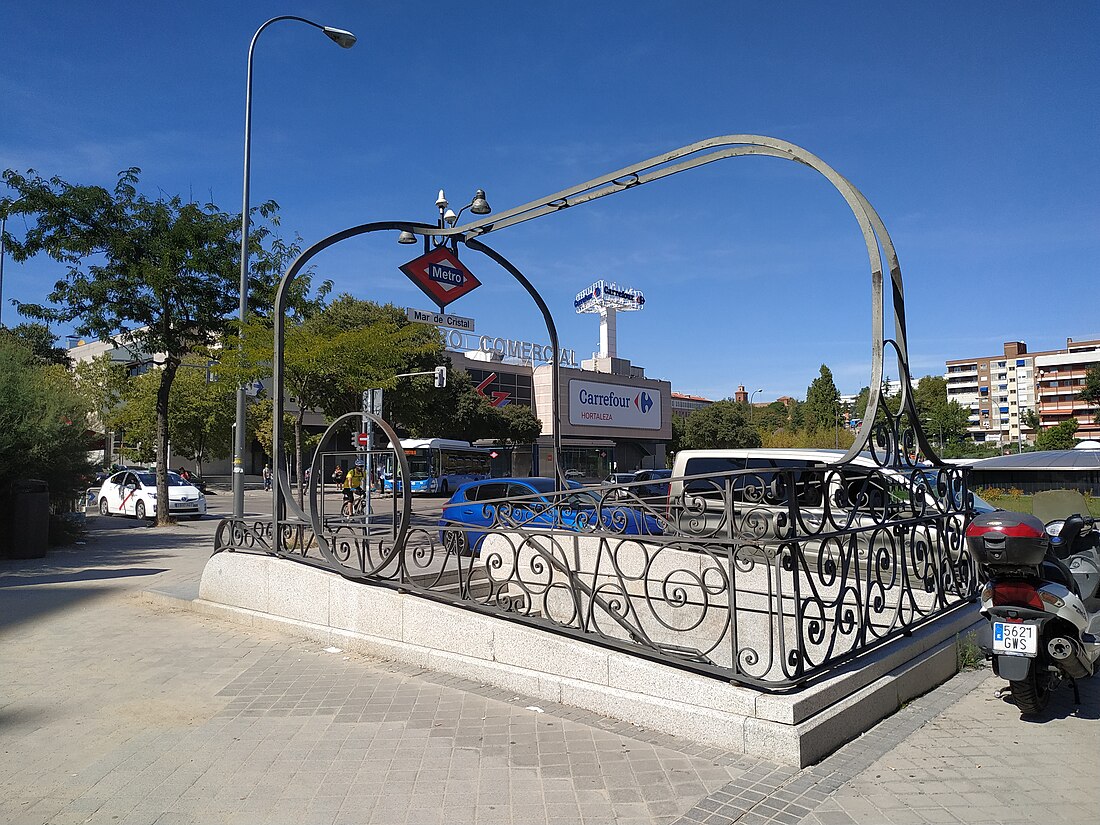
[{"x1": 1, "y1": 511, "x2": 1097, "y2": 825}]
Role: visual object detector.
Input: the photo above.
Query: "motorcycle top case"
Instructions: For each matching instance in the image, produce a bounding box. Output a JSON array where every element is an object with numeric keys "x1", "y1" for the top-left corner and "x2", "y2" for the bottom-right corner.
[{"x1": 965, "y1": 512, "x2": 1048, "y2": 566}]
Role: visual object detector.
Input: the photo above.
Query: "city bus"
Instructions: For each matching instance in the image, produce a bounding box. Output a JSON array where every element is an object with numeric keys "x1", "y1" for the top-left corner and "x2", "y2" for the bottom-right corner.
[{"x1": 383, "y1": 438, "x2": 491, "y2": 495}]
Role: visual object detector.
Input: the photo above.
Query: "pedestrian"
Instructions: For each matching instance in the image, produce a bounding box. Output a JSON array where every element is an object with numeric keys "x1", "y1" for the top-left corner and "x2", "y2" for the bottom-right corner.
[
  {"x1": 177, "y1": 466, "x2": 191, "y2": 481},
  {"x1": 262, "y1": 464, "x2": 272, "y2": 492},
  {"x1": 331, "y1": 464, "x2": 344, "y2": 488}
]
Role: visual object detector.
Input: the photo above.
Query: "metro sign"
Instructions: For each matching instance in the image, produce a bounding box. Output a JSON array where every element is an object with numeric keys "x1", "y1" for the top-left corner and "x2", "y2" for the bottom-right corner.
[{"x1": 399, "y1": 246, "x2": 481, "y2": 309}]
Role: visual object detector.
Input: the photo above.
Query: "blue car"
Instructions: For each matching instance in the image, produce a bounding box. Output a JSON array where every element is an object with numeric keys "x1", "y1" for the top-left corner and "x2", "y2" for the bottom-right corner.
[{"x1": 438, "y1": 477, "x2": 665, "y2": 554}]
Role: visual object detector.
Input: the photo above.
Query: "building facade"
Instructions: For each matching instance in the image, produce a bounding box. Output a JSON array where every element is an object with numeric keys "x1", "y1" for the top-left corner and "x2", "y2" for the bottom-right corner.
[{"x1": 945, "y1": 338, "x2": 1099, "y2": 446}]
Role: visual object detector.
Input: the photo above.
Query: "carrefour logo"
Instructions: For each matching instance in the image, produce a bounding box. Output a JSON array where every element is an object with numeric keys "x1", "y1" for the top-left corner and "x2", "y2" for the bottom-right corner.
[{"x1": 635, "y1": 391, "x2": 653, "y2": 414}]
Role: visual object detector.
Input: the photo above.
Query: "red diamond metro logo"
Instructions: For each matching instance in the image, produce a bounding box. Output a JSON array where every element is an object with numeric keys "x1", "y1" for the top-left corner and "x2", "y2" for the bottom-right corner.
[{"x1": 399, "y1": 246, "x2": 481, "y2": 309}]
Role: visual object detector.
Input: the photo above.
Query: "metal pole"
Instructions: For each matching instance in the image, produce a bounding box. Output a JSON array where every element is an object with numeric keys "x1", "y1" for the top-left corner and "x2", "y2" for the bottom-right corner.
[{"x1": 232, "y1": 15, "x2": 356, "y2": 518}]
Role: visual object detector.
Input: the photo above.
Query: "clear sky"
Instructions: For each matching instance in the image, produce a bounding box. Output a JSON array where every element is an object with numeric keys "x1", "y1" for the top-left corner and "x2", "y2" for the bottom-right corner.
[{"x1": 2, "y1": 1, "x2": 1097, "y2": 401}]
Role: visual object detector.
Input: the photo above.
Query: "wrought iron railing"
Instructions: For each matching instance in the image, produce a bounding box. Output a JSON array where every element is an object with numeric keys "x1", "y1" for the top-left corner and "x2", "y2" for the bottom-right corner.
[{"x1": 214, "y1": 456, "x2": 979, "y2": 691}]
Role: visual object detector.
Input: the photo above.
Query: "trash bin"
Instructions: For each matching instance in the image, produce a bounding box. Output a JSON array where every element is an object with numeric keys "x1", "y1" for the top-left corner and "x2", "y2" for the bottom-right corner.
[{"x1": 1, "y1": 479, "x2": 50, "y2": 559}]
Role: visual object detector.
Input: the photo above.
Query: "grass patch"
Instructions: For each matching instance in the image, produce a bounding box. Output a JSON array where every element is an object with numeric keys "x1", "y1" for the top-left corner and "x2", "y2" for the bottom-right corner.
[
  {"x1": 978, "y1": 489, "x2": 1100, "y2": 517},
  {"x1": 956, "y1": 631, "x2": 986, "y2": 672}
]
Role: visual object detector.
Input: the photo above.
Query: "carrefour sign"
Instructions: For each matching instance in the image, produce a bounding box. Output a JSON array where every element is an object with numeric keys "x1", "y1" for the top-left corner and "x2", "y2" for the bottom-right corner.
[{"x1": 568, "y1": 379, "x2": 661, "y2": 430}]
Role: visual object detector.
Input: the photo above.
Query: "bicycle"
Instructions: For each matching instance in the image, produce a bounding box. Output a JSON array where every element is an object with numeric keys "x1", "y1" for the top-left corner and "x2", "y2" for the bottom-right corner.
[{"x1": 340, "y1": 487, "x2": 367, "y2": 519}]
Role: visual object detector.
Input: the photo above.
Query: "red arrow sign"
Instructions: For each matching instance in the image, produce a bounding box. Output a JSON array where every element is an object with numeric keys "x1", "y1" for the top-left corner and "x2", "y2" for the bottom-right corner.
[
  {"x1": 399, "y1": 246, "x2": 481, "y2": 309},
  {"x1": 475, "y1": 372, "x2": 510, "y2": 407}
]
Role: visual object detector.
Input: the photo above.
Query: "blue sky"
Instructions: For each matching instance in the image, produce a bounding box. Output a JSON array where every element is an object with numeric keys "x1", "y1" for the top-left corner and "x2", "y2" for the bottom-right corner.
[{"x1": 2, "y1": 2, "x2": 1097, "y2": 401}]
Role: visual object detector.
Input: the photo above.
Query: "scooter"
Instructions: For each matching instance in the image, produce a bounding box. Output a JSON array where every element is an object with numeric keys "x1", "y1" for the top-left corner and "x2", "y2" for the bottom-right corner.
[{"x1": 965, "y1": 492, "x2": 1100, "y2": 714}]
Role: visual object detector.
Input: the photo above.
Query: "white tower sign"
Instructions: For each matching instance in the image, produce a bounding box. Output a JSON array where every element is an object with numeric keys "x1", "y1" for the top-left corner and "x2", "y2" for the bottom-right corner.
[{"x1": 574, "y1": 280, "x2": 646, "y2": 359}]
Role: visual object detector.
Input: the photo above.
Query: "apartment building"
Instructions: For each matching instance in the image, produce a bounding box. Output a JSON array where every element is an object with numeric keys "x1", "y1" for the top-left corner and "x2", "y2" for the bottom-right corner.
[
  {"x1": 1035, "y1": 338, "x2": 1100, "y2": 442},
  {"x1": 670, "y1": 391, "x2": 715, "y2": 419},
  {"x1": 945, "y1": 338, "x2": 1099, "y2": 445}
]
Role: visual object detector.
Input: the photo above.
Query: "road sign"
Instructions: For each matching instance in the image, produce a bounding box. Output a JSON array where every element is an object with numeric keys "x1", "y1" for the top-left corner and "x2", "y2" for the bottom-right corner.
[
  {"x1": 356, "y1": 432, "x2": 370, "y2": 446},
  {"x1": 399, "y1": 246, "x2": 481, "y2": 308},
  {"x1": 405, "y1": 306, "x2": 476, "y2": 331}
]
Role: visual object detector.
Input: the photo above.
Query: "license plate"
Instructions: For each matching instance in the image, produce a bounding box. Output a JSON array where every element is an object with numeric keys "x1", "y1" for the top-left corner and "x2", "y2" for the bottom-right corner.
[
  {"x1": 170, "y1": 502, "x2": 195, "y2": 510},
  {"x1": 993, "y1": 621, "x2": 1038, "y2": 657}
]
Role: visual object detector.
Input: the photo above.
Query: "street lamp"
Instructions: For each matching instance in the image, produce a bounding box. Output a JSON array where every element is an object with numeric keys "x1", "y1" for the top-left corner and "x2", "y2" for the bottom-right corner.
[
  {"x1": 426, "y1": 188, "x2": 491, "y2": 250},
  {"x1": 233, "y1": 15, "x2": 357, "y2": 519},
  {"x1": 748, "y1": 388, "x2": 763, "y2": 423}
]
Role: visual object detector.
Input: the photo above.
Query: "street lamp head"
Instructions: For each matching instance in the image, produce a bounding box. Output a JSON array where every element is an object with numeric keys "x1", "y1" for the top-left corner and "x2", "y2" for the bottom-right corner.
[
  {"x1": 470, "y1": 189, "x2": 491, "y2": 215},
  {"x1": 397, "y1": 230, "x2": 418, "y2": 244},
  {"x1": 443, "y1": 208, "x2": 458, "y2": 226},
  {"x1": 435, "y1": 189, "x2": 448, "y2": 210},
  {"x1": 322, "y1": 27, "x2": 357, "y2": 48}
]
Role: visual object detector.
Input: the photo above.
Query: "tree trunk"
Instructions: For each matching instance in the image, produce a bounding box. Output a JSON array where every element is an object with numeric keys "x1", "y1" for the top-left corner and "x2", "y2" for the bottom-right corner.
[{"x1": 155, "y1": 358, "x2": 180, "y2": 526}]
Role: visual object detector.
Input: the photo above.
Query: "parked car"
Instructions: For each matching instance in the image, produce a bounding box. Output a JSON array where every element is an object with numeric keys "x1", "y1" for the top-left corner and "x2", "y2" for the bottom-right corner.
[
  {"x1": 632, "y1": 468, "x2": 672, "y2": 499},
  {"x1": 603, "y1": 472, "x2": 636, "y2": 486},
  {"x1": 439, "y1": 477, "x2": 664, "y2": 554},
  {"x1": 96, "y1": 470, "x2": 207, "y2": 520}
]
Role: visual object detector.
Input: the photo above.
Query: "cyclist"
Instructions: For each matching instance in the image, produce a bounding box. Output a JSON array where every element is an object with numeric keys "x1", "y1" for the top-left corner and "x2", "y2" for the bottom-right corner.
[{"x1": 342, "y1": 460, "x2": 366, "y2": 507}]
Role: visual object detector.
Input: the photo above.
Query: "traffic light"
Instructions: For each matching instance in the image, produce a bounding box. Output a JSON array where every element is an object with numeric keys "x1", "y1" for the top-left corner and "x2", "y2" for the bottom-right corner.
[{"x1": 434, "y1": 366, "x2": 447, "y2": 388}]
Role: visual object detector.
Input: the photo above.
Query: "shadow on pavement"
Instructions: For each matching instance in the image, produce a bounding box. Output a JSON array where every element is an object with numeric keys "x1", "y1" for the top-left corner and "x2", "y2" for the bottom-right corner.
[
  {"x1": 0, "y1": 585, "x2": 119, "y2": 634},
  {"x1": 0, "y1": 567, "x2": 167, "y2": 587}
]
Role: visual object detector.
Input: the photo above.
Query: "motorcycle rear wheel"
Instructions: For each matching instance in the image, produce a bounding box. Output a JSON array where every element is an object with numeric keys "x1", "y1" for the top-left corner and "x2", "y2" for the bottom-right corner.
[{"x1": 1009, "y1": 667, "x2": 1057, "y2": 715}]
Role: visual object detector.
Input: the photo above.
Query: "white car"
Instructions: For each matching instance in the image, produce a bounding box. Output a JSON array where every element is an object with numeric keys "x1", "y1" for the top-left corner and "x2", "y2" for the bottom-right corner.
[{"x1": 97, "y1": 470, "x2": 207, "y2": 520}]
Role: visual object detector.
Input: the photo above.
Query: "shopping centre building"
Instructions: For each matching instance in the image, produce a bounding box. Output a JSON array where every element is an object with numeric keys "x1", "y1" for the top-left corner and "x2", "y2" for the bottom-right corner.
[{"x1": 444, "y1": 329, "x2": 671, "y2": 479}]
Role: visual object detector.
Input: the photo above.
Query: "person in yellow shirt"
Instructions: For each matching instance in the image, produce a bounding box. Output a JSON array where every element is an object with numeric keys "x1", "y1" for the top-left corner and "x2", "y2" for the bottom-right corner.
[{"x1": 343, "y1": 460, "x2": 365, "y2": 506}]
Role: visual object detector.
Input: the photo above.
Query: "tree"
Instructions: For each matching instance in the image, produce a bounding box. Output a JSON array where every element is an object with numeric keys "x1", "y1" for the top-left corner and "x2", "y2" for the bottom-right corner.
[
  {"x1": 753, "y1": 400, "x2": 792, "y2": 434},
  {"x1": 0, "y1": 323, "x2": 71, "y2": 366},
  {"x1": 1081, "y1": 364, "x2": 1100, "y2": 425},
  {"x1": 1036, "y1": 418, "x2": 1078, "y2": 451},
  {"x1": 72, "y1": 354, "x2": 128, "y2": 456},
  {"x1": 495, "y1": 403, "x2": 543, "y2": 445},
  {"x1": 680, "y1": 400, "x2": 761, "y2": 450},
  {"x1": 220, "y1": 294, "x2": 443, "y2": 502},
  {"x1": 912, "y1": 375, "x2": 970, "y2": 451},
  {"x1": 803, "y1": 365, "x2": 840, "y2": 433},
  {"x1": 0, "y1": 334, "x2": 93, "y2": 548},
  {"x1": 3, "y1": 167, "x2": 282, "y2": 525}
]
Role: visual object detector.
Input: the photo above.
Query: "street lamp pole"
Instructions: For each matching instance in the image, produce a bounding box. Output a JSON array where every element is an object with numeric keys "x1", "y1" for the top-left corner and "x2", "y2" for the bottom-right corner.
[
  {"x1": 232, "y1": 16, "x2": 357, "y2": 518},
  {"x1": 748, "y1": 388, "x2": 763, "y2": 423}
]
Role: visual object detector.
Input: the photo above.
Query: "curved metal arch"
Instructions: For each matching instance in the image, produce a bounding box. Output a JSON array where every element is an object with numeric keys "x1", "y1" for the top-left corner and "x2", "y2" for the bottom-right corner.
[
  {"x1": 270, "y1": 221, "x2": 567, "y2": 546},
  {"x1": 433, "y1": 134, "x2": 938, "y2": 467}
]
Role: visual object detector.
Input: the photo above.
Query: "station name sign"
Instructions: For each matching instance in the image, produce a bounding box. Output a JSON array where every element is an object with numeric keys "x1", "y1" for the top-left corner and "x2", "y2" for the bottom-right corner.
[
  {"x1": 406, "y1": 307, "x2": 476, "y2": 332},
  {"x1": 568, "y1": 378, "x2": 661, "y2": 430}
]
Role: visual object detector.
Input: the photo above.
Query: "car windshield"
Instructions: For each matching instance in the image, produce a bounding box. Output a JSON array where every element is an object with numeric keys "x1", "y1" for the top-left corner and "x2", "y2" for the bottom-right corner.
[{"x1": 137, "y1": 472, "x2": 191, "y2": 487}]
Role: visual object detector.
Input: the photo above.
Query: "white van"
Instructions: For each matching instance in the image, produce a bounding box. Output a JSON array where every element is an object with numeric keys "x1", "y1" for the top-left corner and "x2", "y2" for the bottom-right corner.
[{"x1": 666, "y1": 448, "x2": 987, "y2": 539}]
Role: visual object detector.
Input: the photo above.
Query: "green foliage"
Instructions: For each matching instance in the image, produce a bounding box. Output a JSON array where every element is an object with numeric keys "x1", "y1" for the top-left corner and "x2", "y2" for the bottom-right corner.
[
  {"x1": 1036, "y1": 418, "x2": 1078, "y2": 451},
  {"x1": 956, "y1": 631, "x2": 985, "y2": 671},
  {"x1": 73, "y1": 354, "x2": 127, "y2": 436},
  {"x1": 753, "y1": 400, "x2": 792, "y2": 433},
  {"x1": 495, "y1": 402, "x2": 543, "y2": 445},
  {"x1": 680, "y1": 400, "x2": 761, "y2": 450},
  {"x1": 1081, "y1": 364, "x2": 1100, "y2": 425},
  {"x1": 803, "y1": 365, "x2": 840, "y2": 433},
  {"x1": 0, "y1": 334, "x2": 94, "y2": 513},
  {"x1": 913, "y1": 375, "x2": 971, "y2": 451},
  {"x1": 0, "y1": 323, "x2": 71, "y2": 366},
  {"x1": 2, "y1": 166, "x2": 288, "y2": 523}
]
